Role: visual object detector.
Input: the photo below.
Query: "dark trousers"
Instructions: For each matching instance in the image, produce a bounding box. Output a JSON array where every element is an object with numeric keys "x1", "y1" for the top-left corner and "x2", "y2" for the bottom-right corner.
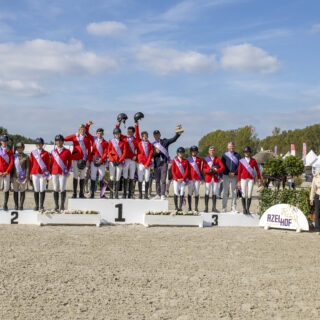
[
  {"x1": 315, "y1": 195, "x2": 320, "y2": 231},
  {"x1": 154, "y1": 163, "x2": 168, "y2": 196}
]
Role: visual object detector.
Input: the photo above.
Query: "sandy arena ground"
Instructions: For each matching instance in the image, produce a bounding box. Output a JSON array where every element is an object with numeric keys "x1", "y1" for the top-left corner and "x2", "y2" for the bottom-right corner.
[{"x1": 0, "y1": 180, "x2": 320, "y2": 319}]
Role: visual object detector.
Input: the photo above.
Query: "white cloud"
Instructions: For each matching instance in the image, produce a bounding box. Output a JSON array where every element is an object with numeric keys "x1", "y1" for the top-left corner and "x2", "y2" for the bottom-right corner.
[
  {"x1": 310, "y1": 24, "x2": 320, "y2": 34},
  {"x1": 136, "y1": 45, "x2": 218, "y2": 75},
  {"x1": 0, "y1": 79, "x2": 46, "y2": 97},
  {"x1": 87, "y1": 21, "x2": 127, "y2": 36},
  {"x1": 220, "y1": 43, "x2": 280, "y2": 74},
  {"x1": 0, "y1": 39, "x2": 117, "y2": 80}
]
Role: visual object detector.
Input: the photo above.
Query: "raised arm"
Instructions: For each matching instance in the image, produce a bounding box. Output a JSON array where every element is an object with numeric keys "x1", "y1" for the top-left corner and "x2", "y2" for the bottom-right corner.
[
  {"x1": 135, "y1": 123, "x2": 141, "y2": 142},
  {"x1": 85, "y1": 123, "x2": 94, "y2": 143},
  {"x1": 64, "y1": 134, "x2": 76, "y2": 142}
]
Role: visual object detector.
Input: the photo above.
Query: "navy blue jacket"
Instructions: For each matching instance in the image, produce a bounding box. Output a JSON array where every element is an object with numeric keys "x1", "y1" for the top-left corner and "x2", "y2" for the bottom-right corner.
[{"x1": 221, "y1": 152, "x2": 241, "y2": 175}]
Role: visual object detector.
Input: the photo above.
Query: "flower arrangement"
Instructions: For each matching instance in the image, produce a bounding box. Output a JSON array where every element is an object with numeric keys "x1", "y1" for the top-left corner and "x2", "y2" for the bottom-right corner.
[
  {"x1": 146, "y1": 210, "x2": 200, "y2": 216},
  {"x1": 40, "y1": 209, "x2": 99, "y2": 215}
]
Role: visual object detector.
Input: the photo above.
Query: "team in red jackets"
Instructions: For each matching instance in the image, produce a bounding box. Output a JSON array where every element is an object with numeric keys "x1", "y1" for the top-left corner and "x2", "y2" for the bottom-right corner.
[
  {"x1": 238, "y1": 146, "x2": 261, "y2": 214},
  {"x1": 135, "y1": 124, "x2": 154, "y2": 199},
  {"x1": 0, "y1": 135, "x2": 13, "y2": 210},
  {"x1": 187, "y1": 146, "x2": 202, "y2": 212},
  {"x1": 65, "y1": 124, "x2": 91, "y2": 199},
  {"x1": 172, "y1": 147, "x2": 189, "y2": 211},
  {"x1": 51, "y1": 135, "x2": 72, "y2": 210},
  {"x1": 202, "y1": 146, "x2": 225, "y2": 213},
  {"x1": 86, "y1": 121, "x2": 109, "y2": 199}
]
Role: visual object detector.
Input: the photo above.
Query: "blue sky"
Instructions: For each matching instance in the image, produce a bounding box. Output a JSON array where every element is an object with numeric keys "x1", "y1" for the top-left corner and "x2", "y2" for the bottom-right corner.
[{"x1": 0, "y1": 0, "x2": 320, "y2": 148}]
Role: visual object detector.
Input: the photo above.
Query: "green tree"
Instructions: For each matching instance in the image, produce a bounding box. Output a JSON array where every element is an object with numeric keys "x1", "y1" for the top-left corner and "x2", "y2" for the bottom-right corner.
[
  {"x1": 263, "y1": 158, "x2": 286, "y2": 179},
  {"x1": 283, "y1": 155, "x2": 304, "y2": 177}
]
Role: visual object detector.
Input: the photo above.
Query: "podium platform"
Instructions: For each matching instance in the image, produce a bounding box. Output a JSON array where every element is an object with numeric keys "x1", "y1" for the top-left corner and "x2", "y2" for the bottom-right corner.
[
  {"x1": 68, "y1": 198, "x2": 169, "y2": 225},
  {"x1": 0, "y1": 210, "x2": 39, "y2": 225},
  {"x1": 201, "y1": 212, "x2": 260, "y2": 227}
]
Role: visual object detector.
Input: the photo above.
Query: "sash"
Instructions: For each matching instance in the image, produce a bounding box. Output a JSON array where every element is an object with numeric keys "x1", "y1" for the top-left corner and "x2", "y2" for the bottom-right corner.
[
  {"x1": 174, "y1": 158, "x2": 189, "y2": 185},
  {"x1": 77, "y1": 135, "x2": 87, "y2": 161},
  {"x1": 127, "y1": 137, "x2": 135, "y2": 154},
  {"x1": 52, "y1": 149, "x2": 70, "y2": 177},
  {"x1": 240, "y1": 158, "x2": 256, "y2": 178},
  {"x1": 153, "y1": 141, "x2": 170, "y2": 161},
  {"x1": 204, "y1": 156, "x2": 222, "y2": 183},
  {"x1": 187, "y1": 157, "x2": 201, "y2": 180},
  {"x1": 14, "y1": 154, "x2": 26, "y2": 184},
  {"x1": 141, "y1": 141, "x2": 149, "y2": 158},
  {"x1": 32, "y1": 150, "x2": 50, "y2": 179},
  {"x1": 94, "y1": 136, "x2": 104, "y2": 158},
  {"x1": 111, "y1": 139, "x2": 122, "y2": 158},
  {"x1": 225, "y1": 152, "x2": 238, "y2": 166},
  {"x1": 0, "y1": 148, "x2": 9, "y2": 164}
]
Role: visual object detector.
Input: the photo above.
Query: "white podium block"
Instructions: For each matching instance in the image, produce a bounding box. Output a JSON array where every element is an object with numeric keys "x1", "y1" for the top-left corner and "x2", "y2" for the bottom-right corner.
[
  {"x1": 201, "y1": 212, "x2": 260, "y2": 227},
  {"x1": 38, "y1": 214, "x2": 101, "y2": 226},
  {"x1": 144, "y1": 215, "x2": 203, "y2": 228},
  {"x1": 0, "y1": 210, "x2": 39, "y2": 225},
  {"x1": 68, "y1": 199, "x2": 169, "y2": 225}
]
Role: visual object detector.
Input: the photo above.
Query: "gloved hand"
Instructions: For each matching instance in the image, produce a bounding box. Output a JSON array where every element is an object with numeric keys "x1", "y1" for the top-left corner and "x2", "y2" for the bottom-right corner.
[
  {"x1": 209, "y1": 168, "x2": 215, "y2": 174},
  {"x1": 113, "y1": 161, "x2": 120, "y2": 167}
]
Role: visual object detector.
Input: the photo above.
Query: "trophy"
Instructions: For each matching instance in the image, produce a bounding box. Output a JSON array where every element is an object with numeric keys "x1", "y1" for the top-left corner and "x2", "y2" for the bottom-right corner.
[{"x1": 175, "y1": 124, "x2": 184, "y2": 134}]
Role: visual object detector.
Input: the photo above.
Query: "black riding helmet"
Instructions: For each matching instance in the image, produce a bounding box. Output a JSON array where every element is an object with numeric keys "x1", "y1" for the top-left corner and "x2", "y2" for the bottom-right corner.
[
  {"x1": 177, "y1": 147, "x2": 185, "y2": 154},
  {"x1": 243, "y1": 146, "x2": 252, "y2": 153},
  {"x1": 35, "y1": 137, "x2": 44, "y2": 144},
  {"x1": 117, "y1": 113, "x2": 128, "y2": 123},
  {"x1": 134, "y1": 112, "x2": 144, "y2": 122},
  {"x1": 190, "y1": 145, "x2": 198, "y2": 152},
  {"x1": 55, "y1": 134, "x2": 64, "y2": 141},
  {"x1": 113, "y1": 128, "x2": 121, "y2": 135}
]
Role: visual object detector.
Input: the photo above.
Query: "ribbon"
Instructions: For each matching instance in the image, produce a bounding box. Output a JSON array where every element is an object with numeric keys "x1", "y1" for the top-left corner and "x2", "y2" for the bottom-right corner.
[
  {"x1": 187, "y1": 157, "x2": 202, "y2": 181},
  {"x1": 111, "y1": 138, "x2": 122, "y2": 159},
  {"x1": 225, "y1": 151, "x2": 239, "y2": 166},
  {"x1": 240, "y1": 158, "x2": 256, "y2": 178},
  {"x1": 174, "y1": 158, "x2": 190, "y2": 185},
  {"x1": 94, "y1": 136, "x2": 104, "y2": 158},
  {"x1": 127, "y1": 137, "x2": 136, "y2": 154},
  {"x1": 77, "y1": 135, "x2": 87, "y2": 161},
  {"x1": 32, "y1": 149, "x2": 51, "y2": 179},
  {"x1": 14, "y1": 154, "x2": 27, "y2": 184},
  {"x1": 0, "y1": 148, "x2": 9, "y2": 164},
  {"x1": 52, "y1": 149, "x2": 70, "y2": 177},
  {"x1": 153, "y1": 141, "x2": 170, "y2": 161}
]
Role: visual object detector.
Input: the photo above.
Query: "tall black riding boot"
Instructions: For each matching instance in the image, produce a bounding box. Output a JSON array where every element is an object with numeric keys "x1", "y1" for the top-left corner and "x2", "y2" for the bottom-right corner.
[
  {"x1": 178, "y1": 196, "x2": 183, "y2": 211},
  {"x1": 13, "y1": 191, "x2": 19, "y2": 210},
  {"x1": 60, "y1": 191, "x2": 66, "y2": 211},
  {"x1": 241, "y1": 197, "x2": 247, "y2": 214},
  {"x1": 53, "y1": 191, "x2": 59, "y2": 210},
  {"x1": 247, "y1": 198, "x2": 252, "y2": 214},
  {"x1": 72, "y1": 178, "x2": 78, "y2": 198},
  {"x1": 174, "y1": 195, "x2": 179, "y2": 211},
  {"x1": 19, "y1": 191, "x2": 25, "y2": 210},
  {"x1": 122, "y1": 178, "x2": 128, "y2": 199},
  {"x1": 144, "y1": 181, "x2": 149, "y2": 199},
  {"x1": 204, "y1": 195, "x2": 209, "y2": 213},
  {"x1": 79, "y1": 179, "x2": 86, "y2": 198},
  {"x1": 212, "y1": 195, "x2": 219, "y2": 213},
  {"x1": 115, "y1": 181, "x2": 119, "y2": 199},
  {"x1": 109, "y1": 181, "x2": 114, "y2": 199},
  {"x1": 40, "y1": 192, "x2": 46, "y2": 210},
  {"x1": 188, "y1": 195, "x2": 192, "y2": 211},
  {"x1": 138, "y1": 182, "x2": 143, "y2": 199},
  {"x1": 128, "y1": 179, "x2": 134, "y2": 199},
  {"x1": 33, "y1": 192, "x2": 39, "y2": 211},
  {"x1": 90, "y1": 179, "x2": 95, "y2": 199},
  {"x1": 3, "y1": 191, "x2": 9, "y2": 211},
  {"x1": 195, "y1": 195, "x2": 199, "y2": 212}
]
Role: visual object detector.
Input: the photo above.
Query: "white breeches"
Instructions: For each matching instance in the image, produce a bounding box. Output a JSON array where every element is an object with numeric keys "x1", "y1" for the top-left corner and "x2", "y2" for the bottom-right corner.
[
  {"x1": 173, "y1": 180, "x2": 185, "y2": 196},
  {"x1": 137, "y1": 163, "x2": 150, "y2": 182},
  {"x1": 12, "y1": 180, "x2": 27, "y2": 192},
  {"x1": 31, "y1": 174, "x2": 47, "y2": 192},
  {"x1": 109, "y1": 162, "x2": 123, "y2": 181},
  {"x1": 240, "y1": 178, "x2": 254, "y2": 199},
  {"x1": 90, "y1": 162, "x2": 106, "y2": 181},
  {"x1": 188, "y1": 180, "x2": 200, "y2": 196},
  {"x1": 0, "y1": 175, "x2": 10, "y2": 192},
  {"x1": 205, "y1": 180, "x2": 219, "y2": 196},
  {"x1": 72, "y1": 160, "x2": 87, "y2": 179},
  {"x1": 52, "y1": 174, "x2": 67, "y2": 192},
  {"x1": 122, "y1": 159, "x2": 136, "y2": 179}
]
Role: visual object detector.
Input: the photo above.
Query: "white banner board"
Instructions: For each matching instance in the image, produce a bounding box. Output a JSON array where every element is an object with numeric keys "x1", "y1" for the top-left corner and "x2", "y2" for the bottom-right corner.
[
  {"x1": 259, "y1": 204, "x2": 309, "y2": 232},
  {"x1": 68, "y1": 199, "x2": 169, "y2": 225}
]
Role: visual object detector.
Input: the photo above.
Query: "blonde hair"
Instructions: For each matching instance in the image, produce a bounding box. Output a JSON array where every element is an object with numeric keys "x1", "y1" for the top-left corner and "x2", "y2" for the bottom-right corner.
[
  {"x1": 208, "y1": 146, "x2": 215, "y2": 151},
  {"x1": 79, "y1": 124, "x2": 86, "y2": 130}
]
